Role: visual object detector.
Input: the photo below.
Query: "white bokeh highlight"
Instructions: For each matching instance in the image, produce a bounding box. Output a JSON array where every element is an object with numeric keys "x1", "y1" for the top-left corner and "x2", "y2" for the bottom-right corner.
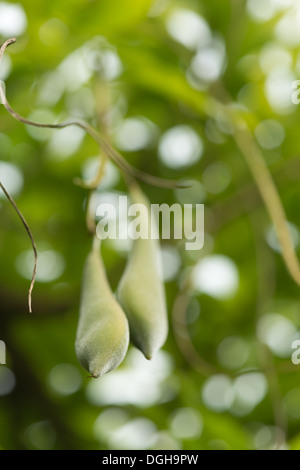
[
  {"x1": 0, "y1": 2, "x2": 27, "y2": 36},
  {"x1": 16, "y1": 250, "x2": 65, "y2": 283},
  {"x1": 166, "y1": 9, "x2": 211, "y2": 50},
  {"x1": 159, "y1": 125, "x2": 203, "y2": 169},
  {"x1": 86, "y1": 349, "x2": 173, "y2": 407},
  {"x1": 192, "y1": 255, "x2": 239, "y2": 299}
]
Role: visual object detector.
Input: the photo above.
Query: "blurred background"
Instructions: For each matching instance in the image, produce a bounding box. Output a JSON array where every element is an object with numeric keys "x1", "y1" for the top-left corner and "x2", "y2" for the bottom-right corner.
[{"x1": 1, "y1": 0, "x2": 300, "y2": 450}]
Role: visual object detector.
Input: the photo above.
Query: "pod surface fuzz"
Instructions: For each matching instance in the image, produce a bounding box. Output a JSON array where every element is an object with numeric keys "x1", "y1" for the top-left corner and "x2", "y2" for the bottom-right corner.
[
  {"x1": 117, "y1": 185, "x2": 168, "y2": 359},
  {"x1": 76, "y1": 244, "x2": 130, "y2": 377}
]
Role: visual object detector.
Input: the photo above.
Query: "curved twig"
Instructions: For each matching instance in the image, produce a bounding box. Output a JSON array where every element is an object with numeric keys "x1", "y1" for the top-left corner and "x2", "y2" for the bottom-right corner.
[
  {"x1": 0, "y1": 181, "x2": 37, "y2": 313},
  {"x1": 0, "y1": 38, "x2": 16, "y2": 65}
]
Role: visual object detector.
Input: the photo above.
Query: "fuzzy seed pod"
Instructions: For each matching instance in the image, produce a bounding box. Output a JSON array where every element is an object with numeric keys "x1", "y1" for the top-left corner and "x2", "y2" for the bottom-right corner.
[
  {"x1": 117, "y1": 185, "x2": 168, "y2": 359},
  {"x1": 75, "y1": 242, "x2": 129, "y2": 377}
]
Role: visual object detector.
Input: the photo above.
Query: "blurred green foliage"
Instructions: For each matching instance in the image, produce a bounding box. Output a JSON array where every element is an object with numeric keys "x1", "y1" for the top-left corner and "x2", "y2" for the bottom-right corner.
[{"x1": 1, "y1": 0, "x2": 300, "y2": 450}]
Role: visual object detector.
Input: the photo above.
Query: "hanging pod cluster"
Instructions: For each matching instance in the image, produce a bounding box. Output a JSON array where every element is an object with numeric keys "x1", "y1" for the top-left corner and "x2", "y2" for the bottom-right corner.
[{"x1": 75, "y1": 185, "x2": 168, "y2": 378}]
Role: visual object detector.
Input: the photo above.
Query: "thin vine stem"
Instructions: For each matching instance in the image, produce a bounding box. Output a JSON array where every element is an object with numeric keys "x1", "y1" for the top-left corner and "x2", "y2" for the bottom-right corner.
[
  {"x1": 0, "y1": 38, "x2": 186, "y2": 190},
  {"x1": 205, "y1": 92, "x2": 300, "y2": 288},
  {"x1": 0, "y1": 38, "x2": 16, "y2": 65},
  {"x1": 0, "y1": 181, "x2": 37, "y2": 313}
]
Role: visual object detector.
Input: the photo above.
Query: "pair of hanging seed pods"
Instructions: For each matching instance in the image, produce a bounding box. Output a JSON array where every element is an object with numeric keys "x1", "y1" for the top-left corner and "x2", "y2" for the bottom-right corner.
[{"x1": 75, "y1": 184, "x2": 168, "y2": 378}]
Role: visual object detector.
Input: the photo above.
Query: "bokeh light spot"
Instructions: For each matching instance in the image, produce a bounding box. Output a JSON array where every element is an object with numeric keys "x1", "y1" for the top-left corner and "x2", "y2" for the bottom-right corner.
[
  {"x1": 202, "y1": 375, "x2": 234, "y2": 412},
  {"x1": 48, "y1": 127, "x2": 85, "y2": 160},
  {"x1": 114, "y1": 117, "x2": 156, "y2": 152},
  {"x1": 86, "y1": 350, "x2": 173, "y2": 407},
  {"x1": 192, "y1": 255, "x2": 239, "y2": 299},
  {"x1": 169, "y1": 408, "x2": 203, "y2": 439},
  {"x1": 0, "y1": 162, "x2": 23, "y2": 198},
  {"x1": 203, "y1": 163, "x2": 231, "y2": 194},
  {"x1": 159, "y1": 245, "x2": 181, "y2": 282},
  {"x1": 166, "y1": 9, "x2": 211, "y2": 50},
  {"x1": 26, "y1": 421, "x2": 56, "y2": 450},
  {"x1": 265, "y1": 222, "x2": 299, "y2": 253},
  {"x1": 257, "y1": 313, "x2": 297, "y2": 357},
  {"x1": 254, "y1": 119, "x2": 285, "y2": 149},
  {"x1": 217, "y1": 336, "x2": 250, "y2": 370},
  {"x1": 159, "y1": 125, "x2": 203, "y2": 169},
  {"x1": 0, "y1": 367, "x2": 16, "y2": 396},
  {"x1": 0, "y1": 2, "x2": 27, "y2": 36},
  {"x1": 16, "y1": 250, "x2": 65, "y2": 283},
  {"x1": 48, "y1": 363, "x2": 82, "y2": 396}
]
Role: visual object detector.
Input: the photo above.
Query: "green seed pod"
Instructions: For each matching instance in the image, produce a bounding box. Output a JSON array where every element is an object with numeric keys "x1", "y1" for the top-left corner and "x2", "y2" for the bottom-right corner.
[
  {"x1": 75, "y1": 242, "x2": 129, "y2": 378},
  {"x1": 117, "y1": 184, "x2": 168, "y2": 360}
]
